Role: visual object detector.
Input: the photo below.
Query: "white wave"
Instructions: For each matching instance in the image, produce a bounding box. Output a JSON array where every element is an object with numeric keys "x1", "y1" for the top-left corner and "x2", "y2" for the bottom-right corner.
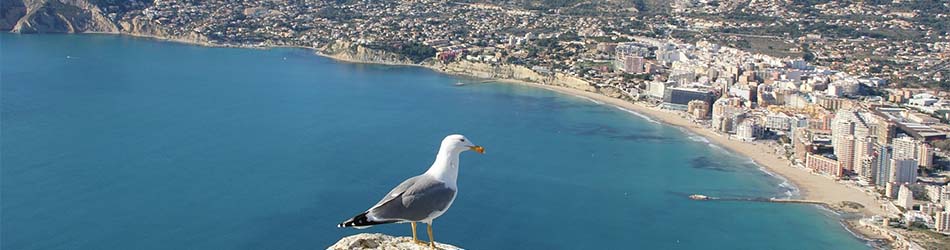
[
  {"x1": 613, "y1": 106, "x2": 661, "y2": 124},
  {"x1": 755, "y1": 163, "x2": 802, "y2": 199},
  {"x1": 680, "y1": 129, "x2": 709, "y2": 143},
  {"x1": 819, "y1": 204, "x2": 843, "y2": 216},
  {"x1": 828, "y1": 214, "x2": 882, "y2": 247},
  {"x1": 559, "y1": 92, "x2": 662, "y2": 125},
  {"x1": 678, "y1": 128, "x2": 728, "y2": 152},
  {"x1": 688, "y1": 136, "x2": 708, "y2": 143},
  {"x1": 574, "y1": 95, "x2": 604, "y2": 105}
]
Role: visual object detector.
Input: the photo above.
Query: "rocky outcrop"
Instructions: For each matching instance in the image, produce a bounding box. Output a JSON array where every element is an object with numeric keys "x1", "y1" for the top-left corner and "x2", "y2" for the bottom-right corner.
[
  {"x1": 551, "y1": 73, "x2": 597, "y2": 92},
  {"x1": 4, "y1": 0, "x2": 210, "y2": 43},
  {"x1": 1, "y1": 0, "x2": 27, "y2": 30},
  {"x1": 10, "y1": 0, "x2": 117, "y2": 33},
  {"x1": 117, "y1": 16, "x2": 210, "y2": 44},
  {"x1": 321, "y1": 41, "x2": 415, "y2": 65},
  {"x1": 431, "y1": 60, "x2": 597, "y2": 92},
  {"x1": 328, "y1": 233, "x2": 462, "y2": 250}
]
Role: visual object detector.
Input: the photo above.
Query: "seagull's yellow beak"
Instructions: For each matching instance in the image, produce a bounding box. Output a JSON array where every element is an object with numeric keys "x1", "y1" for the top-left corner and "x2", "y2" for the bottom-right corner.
[{"x1": 469, "y1": 146, "x2": 485, "y2": 154}]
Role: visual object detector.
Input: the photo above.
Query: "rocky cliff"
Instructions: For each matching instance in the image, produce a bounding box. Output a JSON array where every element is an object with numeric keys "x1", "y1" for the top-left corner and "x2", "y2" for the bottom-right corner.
[
  {"x1": 8, "y1": 0, "x2": 117, "y2": 33},
  {"x1": 328, "y1": 233, "x2": 462, "y2": 250},
  {"x1": 4, "y1": 0, "x2": 208, "y2": 43},
  {"x1": 321, "y1": 41, "x2": 416, "y2": 65},
  {"x1": 431, "y1": 60, "x2": 597, "y2": 92},
  {"x1": 115, "y1": 16, "x2": 210, "y2": 44},
  {"x1": 1, "y1": 0, "x2": 26, "y2": 30}
]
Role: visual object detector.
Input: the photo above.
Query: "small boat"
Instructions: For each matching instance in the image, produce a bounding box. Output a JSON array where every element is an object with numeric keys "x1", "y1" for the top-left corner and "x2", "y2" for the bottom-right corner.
[
  {"x1": 454, "y1": 82, "x2": 466, "y2": 86},
  {"x1": 689, "y1": 194, "x2": 709, "y2": 200}
]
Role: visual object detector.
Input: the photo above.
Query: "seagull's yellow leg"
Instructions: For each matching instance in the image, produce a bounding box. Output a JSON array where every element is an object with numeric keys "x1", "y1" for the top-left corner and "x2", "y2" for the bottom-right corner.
[
  {"x1": 411, "y1": 222, "x2": 424, "y2": 245},
  {"x1": 427, "y1": 223, "x2": 437, "y2": 249}
]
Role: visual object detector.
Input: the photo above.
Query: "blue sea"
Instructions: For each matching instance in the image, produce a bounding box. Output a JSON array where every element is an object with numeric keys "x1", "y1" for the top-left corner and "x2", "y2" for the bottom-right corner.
[{"x1": 1, "y1": 34, "x2": 870, "y2": 249}]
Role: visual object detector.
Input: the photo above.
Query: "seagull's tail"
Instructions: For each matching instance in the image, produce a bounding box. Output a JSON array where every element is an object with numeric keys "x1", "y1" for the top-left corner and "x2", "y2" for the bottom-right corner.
[{"x1": 337, "y1": 211, "x2": 397, "y2": 229}]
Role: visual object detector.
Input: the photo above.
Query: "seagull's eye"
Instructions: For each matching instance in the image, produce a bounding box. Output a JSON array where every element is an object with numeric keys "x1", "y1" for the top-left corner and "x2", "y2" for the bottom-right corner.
[{"x1": 460, "y1": 139, "x2": 465, "y2": 142}]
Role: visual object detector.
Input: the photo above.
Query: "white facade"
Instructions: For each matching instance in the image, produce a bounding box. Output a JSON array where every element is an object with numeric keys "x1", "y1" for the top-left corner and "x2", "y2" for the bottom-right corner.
[
  {"x1": 893, "y1": 136, "x2": 919, "y2": 160},
  {"x1": 765, "y1": 112, "x2": 792, "y2": 131},
  {"x1": 936, "y1": 211, "x2": 950, "y2": 232},
  {"x1": 647, "y1": 81, "x2": 667, "y2": 99},
  {"x1": 736, "y1": 119, "x2": 763, "y2": 141},
  {"x1": 897, "y1": 185, "x2": 914, "y2": 210}
]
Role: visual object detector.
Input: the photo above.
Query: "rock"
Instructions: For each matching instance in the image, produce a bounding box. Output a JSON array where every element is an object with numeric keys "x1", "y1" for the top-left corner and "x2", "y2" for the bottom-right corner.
[
  {"x1": 10, "y1": 0, "x2": 118, "y2": 33},
  {"x1": 327, "y1": 233, "x2": 463, "y2": 250},
  {"x1": 320, "y1": 41, "x2": 416, "y2": 65},
  {"x1": 1, "y1": 0, "x2": 27, "y2": 30}
]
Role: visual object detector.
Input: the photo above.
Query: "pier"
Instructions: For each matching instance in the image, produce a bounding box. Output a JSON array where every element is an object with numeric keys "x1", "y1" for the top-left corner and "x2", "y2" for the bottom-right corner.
[{"x1": 689, "y1": 194, "x2": 828, "y2": 206}]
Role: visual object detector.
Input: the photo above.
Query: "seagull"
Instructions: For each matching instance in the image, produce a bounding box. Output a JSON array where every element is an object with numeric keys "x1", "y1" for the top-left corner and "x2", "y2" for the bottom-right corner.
[{"x1": 337, "y1": 134, "x2": 484, "y2": 248}]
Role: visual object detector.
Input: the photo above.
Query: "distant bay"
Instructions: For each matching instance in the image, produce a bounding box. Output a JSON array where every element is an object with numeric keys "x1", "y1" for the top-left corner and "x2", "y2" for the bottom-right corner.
[{"x1": 1, "y1": 33, "x2": 870, "y2": 249}]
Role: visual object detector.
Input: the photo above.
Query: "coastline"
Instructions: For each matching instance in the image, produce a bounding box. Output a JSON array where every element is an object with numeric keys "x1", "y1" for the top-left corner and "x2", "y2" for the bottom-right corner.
[
  {"x1": 481, "y1": 78, "x2": 893, "y2": 247},
  {"x1": 46, "y1": 32, "x2": 891, "y2": 245},
  {"x1": 524, "y1": 82, "x2": 887, "y2": 214},
  {"x1": 311, "y1": 44, "x2": 896, "y2": 245}
]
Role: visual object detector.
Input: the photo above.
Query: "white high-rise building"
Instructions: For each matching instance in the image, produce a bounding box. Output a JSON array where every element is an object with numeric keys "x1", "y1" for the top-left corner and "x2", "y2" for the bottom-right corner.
[
  {"x1": 918, "y1": 143, "x2": 933, "y2": 168},
  {"x1": 920, "y1": 203, "x2": 941, "y2": 216},
  {"x1": 897, "y1": 185, "x2": 914, "y2": 210},
  {"x1": 859, "y1": 156, "x2": 876, "y2": 184},
  {"x1": 926, "y1": 184, "x2": 945, "y2": 203},
  {"x1": 936, "y1": 211, "x2": 950, "y2": 233},
  {"x1": 835, "y1": 135, "x2": 856, "y2": 172},
  {"x1": 853, "y1": 137, "x2": 875, "y2": 178},
  {"x1": 831, "y1": 110, "x2": 872, "y2": 174},
  {"x1": 893, "y1": 136, "x2": 918, "y2": 161}
]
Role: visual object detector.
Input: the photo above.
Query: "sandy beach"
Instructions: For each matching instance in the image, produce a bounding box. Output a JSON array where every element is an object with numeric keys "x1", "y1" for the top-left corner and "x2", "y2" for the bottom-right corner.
[{"x1": 516, "y1": 82, "x2": 887, "y2": 216}]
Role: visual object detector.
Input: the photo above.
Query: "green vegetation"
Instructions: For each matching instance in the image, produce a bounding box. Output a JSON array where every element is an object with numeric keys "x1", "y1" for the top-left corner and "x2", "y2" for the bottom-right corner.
[
  {"x1": 396, "y1": 43, "x2": 436, "y2": 63},
  {"x1": 801, "y1": 44, "x2": 816, "y2": 62},
  {"x1": 366, "y1": 42, "x2": 436, "y2": 63},
  {"x1": 556, "y1": 31, "x2": 578, "y2": 42},
  {"x1": 315, "y1": 7, "x2": 363, "y2": 21}
]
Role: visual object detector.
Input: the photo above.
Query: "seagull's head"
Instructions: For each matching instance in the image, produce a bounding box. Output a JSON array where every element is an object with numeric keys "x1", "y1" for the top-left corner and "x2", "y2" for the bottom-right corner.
[{"x1": 442, "y1": 134, "x2": 485, "y2": 154}]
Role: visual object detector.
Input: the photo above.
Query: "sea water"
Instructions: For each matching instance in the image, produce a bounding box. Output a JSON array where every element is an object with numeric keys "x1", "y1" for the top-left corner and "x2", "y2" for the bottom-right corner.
[{"x1": 1, "y1": 34, "x2": 869, "y2": 249}]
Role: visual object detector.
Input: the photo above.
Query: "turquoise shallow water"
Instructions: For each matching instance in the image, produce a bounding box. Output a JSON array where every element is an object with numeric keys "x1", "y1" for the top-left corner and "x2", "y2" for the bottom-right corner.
[{"x1": 1, "y1": 34, "x2": 869, "y2": 249}]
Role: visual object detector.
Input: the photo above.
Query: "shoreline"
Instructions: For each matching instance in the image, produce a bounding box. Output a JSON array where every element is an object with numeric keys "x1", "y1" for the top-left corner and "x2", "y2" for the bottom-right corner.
[
  {"x1": 519, "y1": 82, "x2": 886, "y2": 215},
  {"x1": 43, "y1": 32, "x2": 891, "y2": 245},
  {"x1": 492, "y1": 80, "x2": 892, "y2": 246}
]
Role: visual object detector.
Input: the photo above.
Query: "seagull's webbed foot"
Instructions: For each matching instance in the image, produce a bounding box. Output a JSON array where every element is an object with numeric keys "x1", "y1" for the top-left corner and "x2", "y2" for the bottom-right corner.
[
  {"x1": 411, "y1": 222, "x2": 427, "y2": 246},
  {"x1": 426, "y1": 223, "x2": 439, "y2": 250}
]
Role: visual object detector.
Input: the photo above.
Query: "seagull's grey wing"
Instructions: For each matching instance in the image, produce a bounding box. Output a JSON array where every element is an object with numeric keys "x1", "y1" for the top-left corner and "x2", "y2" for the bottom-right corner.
[
  {"x1": 370, "y1": 175, "x2": 422, "y2": 209},
  {"x1": 368, "y1": 175, "x2": 456, "y2": 221}
]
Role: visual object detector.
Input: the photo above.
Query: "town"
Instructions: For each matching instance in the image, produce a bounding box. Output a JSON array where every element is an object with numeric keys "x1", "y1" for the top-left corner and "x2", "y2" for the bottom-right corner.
[{"x1": 11, "y1": 0, "x2": 950, "y2": 248}]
